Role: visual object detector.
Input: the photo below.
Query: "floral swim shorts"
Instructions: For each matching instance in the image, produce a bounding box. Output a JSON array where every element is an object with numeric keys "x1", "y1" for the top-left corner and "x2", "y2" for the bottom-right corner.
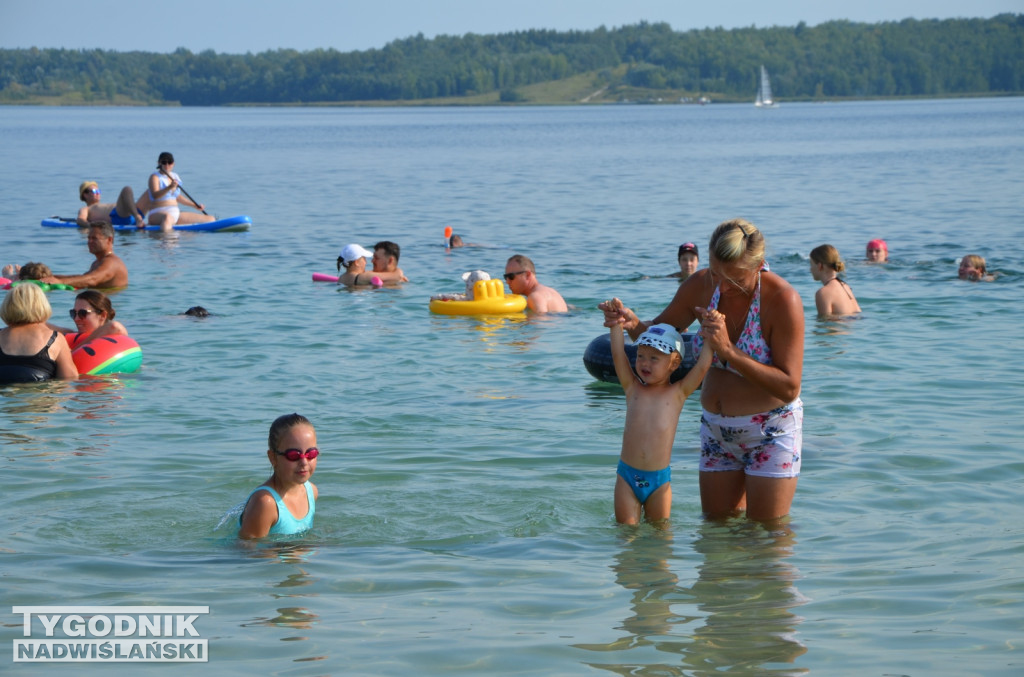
[{"x1": 699, "y1": 398, "x2": 802, "y2": 478}]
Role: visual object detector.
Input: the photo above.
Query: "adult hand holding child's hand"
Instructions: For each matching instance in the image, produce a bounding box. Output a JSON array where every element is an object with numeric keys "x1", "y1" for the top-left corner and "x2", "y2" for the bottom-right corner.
[{"x1": 599, "y1": 297, "x2": 637, "y2": 330}]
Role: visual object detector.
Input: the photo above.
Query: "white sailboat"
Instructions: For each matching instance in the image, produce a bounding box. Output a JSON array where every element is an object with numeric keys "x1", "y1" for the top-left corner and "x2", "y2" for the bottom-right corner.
[{"x1": 755, "y1": 65, "x2": 778, "y2": 108}]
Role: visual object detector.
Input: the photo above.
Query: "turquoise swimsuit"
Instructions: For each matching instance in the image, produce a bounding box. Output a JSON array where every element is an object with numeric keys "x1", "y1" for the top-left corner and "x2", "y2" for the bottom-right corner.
[{"x1": 239, "y1": 482, "x2": 315, "y2": 535}]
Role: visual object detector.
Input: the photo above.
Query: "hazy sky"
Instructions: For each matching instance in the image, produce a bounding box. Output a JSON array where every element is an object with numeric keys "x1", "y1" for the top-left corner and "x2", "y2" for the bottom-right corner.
[{"x1": 3, "y1": 0, "x2": 1020, "y2": 54}]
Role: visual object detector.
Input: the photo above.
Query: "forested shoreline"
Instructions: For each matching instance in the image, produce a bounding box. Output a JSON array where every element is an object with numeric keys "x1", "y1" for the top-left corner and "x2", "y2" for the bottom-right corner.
[{"x1": 2, "y1": 14, "x2": 1021, "y2": 105}]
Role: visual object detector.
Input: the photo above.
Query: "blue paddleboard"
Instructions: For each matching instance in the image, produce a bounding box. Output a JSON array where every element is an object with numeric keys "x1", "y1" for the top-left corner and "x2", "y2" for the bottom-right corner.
[{"x1": 41, "y1": 215, "x2": 251, "y2": 232}]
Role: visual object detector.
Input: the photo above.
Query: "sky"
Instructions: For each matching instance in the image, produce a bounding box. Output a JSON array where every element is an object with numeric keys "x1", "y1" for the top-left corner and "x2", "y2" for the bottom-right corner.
[{"x1": 3, "y1": 0, "x2": 1020, "y2": 54}]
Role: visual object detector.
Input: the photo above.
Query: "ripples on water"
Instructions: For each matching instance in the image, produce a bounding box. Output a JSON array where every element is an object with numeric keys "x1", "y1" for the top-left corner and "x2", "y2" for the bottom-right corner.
[{"x1": 2, "y1": 99, "x2": 1023, "y2": 675}]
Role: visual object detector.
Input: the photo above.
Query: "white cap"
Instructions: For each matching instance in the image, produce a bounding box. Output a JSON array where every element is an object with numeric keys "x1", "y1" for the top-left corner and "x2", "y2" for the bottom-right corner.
[
  {"x1": 339, "y1": 244, "x2": 373, "y2": 267},
  {"x1": 636, "y1": 323, "x2": 683, "y2": 355},
  {"x1": 461, "y1": 270, "x2": 490, "y2": 284}
]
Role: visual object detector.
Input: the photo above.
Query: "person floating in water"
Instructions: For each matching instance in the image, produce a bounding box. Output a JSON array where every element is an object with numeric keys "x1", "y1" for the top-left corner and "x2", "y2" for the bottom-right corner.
[
  {"x1": 668, "y1": 242, "x2": 700, "y2": 281},
  {"x1": 958, "y1": 254, "x2": 995, "y2": 282},
  {"x1": 809, "y1": 244, "x2": 861, "y2": 317},
  {"x1": 239, "y1": 413, "x2": 319, "y2": 538},
  {"x1": 606, "y1": 311, "x2": 713, "y2": 524},
  {"x1": 865, "y1": 239, "x2": 888, "y2": 263}
]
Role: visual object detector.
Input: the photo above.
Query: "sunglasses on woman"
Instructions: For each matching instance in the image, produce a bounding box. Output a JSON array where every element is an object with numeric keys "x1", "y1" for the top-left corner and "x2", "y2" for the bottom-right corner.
[
  {"x1": 274, "y1": 447, "x2": 319, "y2": 462},
  {"x1": 69, "y1": 308, "x2": 96, "y2": 319}
]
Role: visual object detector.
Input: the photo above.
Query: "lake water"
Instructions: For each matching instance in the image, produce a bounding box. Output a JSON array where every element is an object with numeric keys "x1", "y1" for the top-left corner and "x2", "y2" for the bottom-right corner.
[{"x1": 1, "y1": 98, "x2": 1022, "y2": 676}]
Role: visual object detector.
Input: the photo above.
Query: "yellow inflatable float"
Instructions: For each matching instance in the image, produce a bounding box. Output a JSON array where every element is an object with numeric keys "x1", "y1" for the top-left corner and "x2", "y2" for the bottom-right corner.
[{"x1": 429, "y1": 278, "x2": 527, "y2": 315}]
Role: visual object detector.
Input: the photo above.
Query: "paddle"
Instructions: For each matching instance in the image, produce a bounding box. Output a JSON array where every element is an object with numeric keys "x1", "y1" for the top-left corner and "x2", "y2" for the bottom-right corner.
[{"x1": 161, "y1": 168, "x2": 209, "y2": 215}]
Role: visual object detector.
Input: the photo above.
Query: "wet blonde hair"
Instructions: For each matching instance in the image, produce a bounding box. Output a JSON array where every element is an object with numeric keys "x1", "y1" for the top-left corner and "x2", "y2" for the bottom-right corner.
[
  {"x1": 1, "y1": 282, "x2": 52, "y2": 326},
  {"x1": 708, "y1": 218, "x2": 765, "y2": 269},
  {"x1": 961, "y1": 254, "x2": 986, "y2": 273},
  {"x1": 810, "y1": 244, "x2": 846, "y2": 273}
]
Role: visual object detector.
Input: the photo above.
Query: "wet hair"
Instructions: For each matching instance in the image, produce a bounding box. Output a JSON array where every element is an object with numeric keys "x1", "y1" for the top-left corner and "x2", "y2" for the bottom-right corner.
[
  {"x1": 268, "y1": 413, "x2": 313, "y2": 451},
  {"x1": 374, "y1": 241, "x2": 401, "y2": 263},
  {"x1": 1, "y1": 282, "x2": 52, "y2": 326},
  {"x1": 506, "y1": 254, "x2": 535, "y2": 273},
  {"x1": 810, "y1": 244, "x2": 846, "y2": 273},
  {"x1": 184, "y1": 306, "x2": 209, "y2": 317},
  {"x1": 157, "y1": 151, "x2": 174, "y2": 168},
  {"x1": 18, "y1": 262, "x2": 53, "y2": 281},
  {"x1": 449, "y1": 234, "x2": 464, "y2": 248},
  {"x1": 961, "y1": 254, "x2": 986, "y2": 273},
  {"x1": 76, "y1": 290, "x2": 115, "y2": 321},
  {"x1": 708, "y1": 219, "x2": 765, "y2": 269},
  {"x1": 89, "y1": 221, "x2": 115, "y2": 240}
]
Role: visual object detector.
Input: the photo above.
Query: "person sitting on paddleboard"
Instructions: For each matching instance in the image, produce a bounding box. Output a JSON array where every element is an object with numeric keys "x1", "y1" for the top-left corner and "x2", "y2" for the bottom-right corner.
[
  {"x1": 146, "y1": 152, "x2": 215, "y2": 230},
  {"x1": 77, "y1": 180, "x2": 148, "y2": 228}
]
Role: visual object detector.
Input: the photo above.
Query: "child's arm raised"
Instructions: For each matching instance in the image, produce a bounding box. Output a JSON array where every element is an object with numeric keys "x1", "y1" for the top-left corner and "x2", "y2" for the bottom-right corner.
[{"x1": 609, "y1": 318, "x2": 637, "y2": 394}]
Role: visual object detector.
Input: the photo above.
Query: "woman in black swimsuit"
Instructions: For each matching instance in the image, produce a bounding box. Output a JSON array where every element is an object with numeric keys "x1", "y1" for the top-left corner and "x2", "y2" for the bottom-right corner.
[{"x1": 0, "y1": 283, "x2": 77, "y2": 384}]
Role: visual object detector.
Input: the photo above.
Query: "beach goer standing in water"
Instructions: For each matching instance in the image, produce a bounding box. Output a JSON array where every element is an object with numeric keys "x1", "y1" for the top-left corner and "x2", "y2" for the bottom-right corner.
[
  {"x1": 41, "y1": 221, "x2": 129, "y2": 289},
  {"x1": 667, "y1": 242, "x2": 700, "y2": 280},
  {"x1": 0, "y1": 283, "x2": 77, "y2": 384},
  {"x1": 600, "y1": 219, "x2": 804, "y2": 522},
  {"x1": 607, "y1": 314, "x2": 714, "y2": 524},
  {"x1": 239, "y1": 413, "x2": 319, "y2": 539},
  {"x1": 809, "y1": 244, "x2": 861, "y2": 317},
  {"x1": 504, "y1": 254, "x2": 568, "y2": 313}
]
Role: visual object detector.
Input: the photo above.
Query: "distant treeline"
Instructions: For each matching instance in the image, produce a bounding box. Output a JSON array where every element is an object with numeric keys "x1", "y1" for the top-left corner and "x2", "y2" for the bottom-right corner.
[{"x1": 1, "y1": 14, "x2": 1022, "y2": 105}]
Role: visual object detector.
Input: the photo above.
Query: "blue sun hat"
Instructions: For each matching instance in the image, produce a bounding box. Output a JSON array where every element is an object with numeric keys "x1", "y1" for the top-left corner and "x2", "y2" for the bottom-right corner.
[{"x1": 635, "y1": 323, "x2": 683, "y2": 355}]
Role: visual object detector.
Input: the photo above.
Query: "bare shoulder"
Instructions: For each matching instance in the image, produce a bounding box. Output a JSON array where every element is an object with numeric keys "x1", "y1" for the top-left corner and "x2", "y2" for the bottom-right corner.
[{"x1": 762, "y1": 271, "x2": 802, "y2": 307}]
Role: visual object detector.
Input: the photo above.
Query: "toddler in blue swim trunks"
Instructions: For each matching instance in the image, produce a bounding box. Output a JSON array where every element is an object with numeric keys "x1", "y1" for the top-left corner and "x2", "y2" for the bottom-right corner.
[
  {"x1": 607, "y1": 307, "x2": 715, "y2": 524},
  {"x1": 239, "y1": 413, "x2": 320, "y2": 539}
]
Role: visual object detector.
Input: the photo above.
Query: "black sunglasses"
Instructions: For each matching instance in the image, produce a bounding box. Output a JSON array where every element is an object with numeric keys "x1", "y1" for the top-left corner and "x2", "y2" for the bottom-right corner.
[
  {"x1": 69, "y1": 308, "x2": 96, "y2": 319},
  {"x1": 504, "y1": 271, "x2": 526, "y2": 281}
]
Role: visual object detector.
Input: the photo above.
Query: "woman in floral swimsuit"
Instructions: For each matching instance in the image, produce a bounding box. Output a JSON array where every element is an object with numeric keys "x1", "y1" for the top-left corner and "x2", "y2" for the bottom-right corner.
[{"x1": 600, "y1": 219, "x2": 804, "y2": 521}]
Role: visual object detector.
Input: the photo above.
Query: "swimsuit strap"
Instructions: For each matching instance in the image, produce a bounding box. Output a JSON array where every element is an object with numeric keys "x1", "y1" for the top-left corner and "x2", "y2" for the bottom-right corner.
[{"x1": 825, "y1": 276, "x2": 855, "y2": 300}]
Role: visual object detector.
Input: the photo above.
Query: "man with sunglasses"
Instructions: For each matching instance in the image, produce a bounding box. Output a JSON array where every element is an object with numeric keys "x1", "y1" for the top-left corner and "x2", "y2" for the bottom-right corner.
[
  {"x1": 504, "y1": 254, "x2": 568, "y2": 314},
  {"x1": 41, "y1": 222, "x2": 129, "y2": 290},
  {"x1": 76, "y1": 181, "x2": 149, "y2": 228}
]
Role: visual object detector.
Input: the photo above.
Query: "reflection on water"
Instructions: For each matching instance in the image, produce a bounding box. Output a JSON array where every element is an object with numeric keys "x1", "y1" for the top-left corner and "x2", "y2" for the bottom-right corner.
[
  {"x1": 240, "y1": 544, "x2": 323, "y2": 654},
  {"x1": 578, "y1": 520, "x2": 807, "y2": 676},
  {"x1": 0, "y1": 380, "x2": 75, "y2": 417},
  {"x1": 0, "y1": 378, "x2": 135, "y2": 457}
]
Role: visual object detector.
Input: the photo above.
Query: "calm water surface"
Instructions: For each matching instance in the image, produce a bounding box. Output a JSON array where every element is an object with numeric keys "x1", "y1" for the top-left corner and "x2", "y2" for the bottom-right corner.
[{"x1": 1, "y1": 99, "x2": 1023, "y2": 675}]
